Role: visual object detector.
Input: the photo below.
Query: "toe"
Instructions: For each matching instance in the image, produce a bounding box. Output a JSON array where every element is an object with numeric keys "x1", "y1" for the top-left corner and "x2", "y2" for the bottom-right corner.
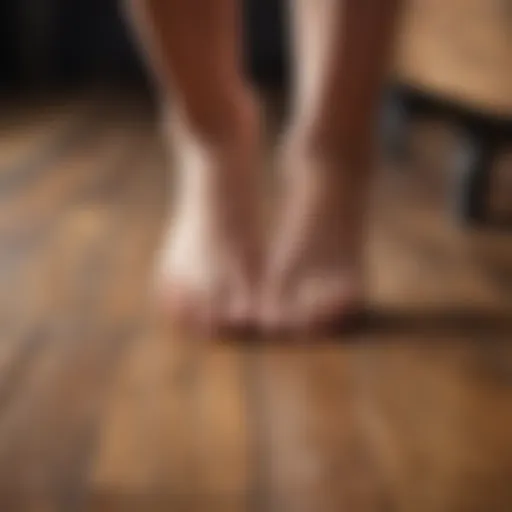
[
  {"x1": 225, "y1": 296, "x2": 254, "y2": 332},
  {"x1": 259, "y1": 291, "x2": 294, "y2": 335},
  {"x1": 156, "y1": 281, "x2": 197, "y2": 328},
  {"x1": 293, "y1": 277, "x2": 365, "y2": 333},
  {"x1": 220, "y1": 266, "x2": 259, "y2": 334}
]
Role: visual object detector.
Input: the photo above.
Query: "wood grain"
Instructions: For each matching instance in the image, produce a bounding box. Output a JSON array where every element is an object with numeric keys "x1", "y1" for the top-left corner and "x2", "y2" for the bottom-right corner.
[{"x1": 0, "y1": 93, "x2": 510, "y2": 512}]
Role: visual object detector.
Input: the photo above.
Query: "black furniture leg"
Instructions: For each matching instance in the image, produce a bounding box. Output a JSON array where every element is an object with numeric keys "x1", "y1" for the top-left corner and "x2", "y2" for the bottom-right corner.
[
  {"x1": 453, "y1": 127, "x2": 497, "y2": 225},
  {"x1": 382, "y1": 88, "x2": 414, "y2": 164},
  {"x1": 382, "y1": 87, "x2": 436, "y2": 166}
]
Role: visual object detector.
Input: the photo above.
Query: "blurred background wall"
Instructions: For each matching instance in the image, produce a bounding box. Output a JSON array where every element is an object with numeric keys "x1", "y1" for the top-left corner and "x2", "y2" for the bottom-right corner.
[
  {"x1": 0, "y1": 0, "x2": 288, "y2": 91},
  {"x1": 1, "y1": 0, "x2": 510, "y2": 223}
]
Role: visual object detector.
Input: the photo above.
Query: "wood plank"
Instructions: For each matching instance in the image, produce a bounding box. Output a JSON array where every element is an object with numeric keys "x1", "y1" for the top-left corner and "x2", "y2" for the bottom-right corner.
[
  {"x1": 369, "y1": 205, "x2": 505, "y2": 309},
  {"x1": 353, "y1": 341, "x2": 512, "y2": 512},
  {"x1": 255, "y1": 343, "x2": 389, "y2": 512},
  {"x1": 0, "y1": 106, "x2": 82, "y2": 173},
  {"x1": 0, "y1": 120, "x2": 158, "y2": 510},
  {"x1": 89, "y1": 324, "x2": 202, "y2": 509},
  {"x1": 0, "y1": 126, "x2": 158, "y2": 405},
  {"x1": 91, "y1": 338, "x2": 252, "y2": 512},
  {"x1": 0, "y1": 120, "x2": 154, "y2": 248},
  {"x1": 257, "y1": 339, "x2": 512, "y2": 512},
  {"x1": 0, "y1": 203, "x2": 121, "y2": 494},
  {"x1": 193, "y1": 343, "x2": 252, "y2": 512},
  {"x1": 0, "y1": 96, "x2": 107, "y2": 194}
]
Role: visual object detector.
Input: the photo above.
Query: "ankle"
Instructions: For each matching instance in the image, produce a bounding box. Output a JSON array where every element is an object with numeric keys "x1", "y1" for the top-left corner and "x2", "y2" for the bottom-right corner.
[
  {"x1": 283, "y1": 123, "x2": 375, "y2": 170},
  {"x1": 170, "y1": 89, "x2": 259, "y2": 154}
]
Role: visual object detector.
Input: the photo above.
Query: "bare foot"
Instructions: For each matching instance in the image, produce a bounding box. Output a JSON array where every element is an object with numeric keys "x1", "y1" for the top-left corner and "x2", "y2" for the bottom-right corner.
[
  {"x1": 155, "y1": 101, "x2": 261, "y2": 333},
  {"x1": 261, "y1": 140, "x2": 367, "y2": 334}
]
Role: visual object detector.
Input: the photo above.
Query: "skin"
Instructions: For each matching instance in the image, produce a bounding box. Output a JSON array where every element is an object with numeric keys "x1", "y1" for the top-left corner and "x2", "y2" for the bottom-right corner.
[{"x1": 129, "y1": 0, "x2": 401, "y2": 334}]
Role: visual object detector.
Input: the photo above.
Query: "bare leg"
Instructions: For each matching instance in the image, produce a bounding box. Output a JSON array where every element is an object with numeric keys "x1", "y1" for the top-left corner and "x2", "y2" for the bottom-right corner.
[
  {"x1": 128, "y1": 0, "x2": 261, "y2": 331},
  {"x1": 261, "y1": 0, "x2": 400, "y2": 332}
]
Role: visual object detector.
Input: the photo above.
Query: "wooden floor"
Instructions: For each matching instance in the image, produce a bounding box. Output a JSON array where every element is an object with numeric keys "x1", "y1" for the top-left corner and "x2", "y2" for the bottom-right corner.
[{"x1": 0, "y1": 92, "x2": 511, "y2": 512}]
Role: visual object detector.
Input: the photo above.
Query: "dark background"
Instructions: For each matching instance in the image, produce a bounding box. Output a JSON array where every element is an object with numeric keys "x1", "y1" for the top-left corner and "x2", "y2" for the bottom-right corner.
[{"x1": 0, "y1": 0, "x2": 288, "y2": 91}]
